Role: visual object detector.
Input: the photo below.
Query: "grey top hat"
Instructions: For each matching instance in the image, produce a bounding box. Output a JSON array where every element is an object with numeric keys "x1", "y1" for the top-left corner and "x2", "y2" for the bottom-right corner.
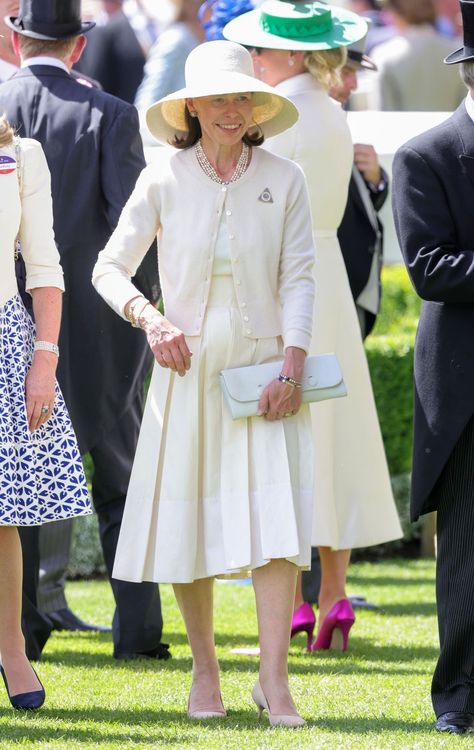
[
  {"x1": 5, "y1": 0, "x2": 95, "y2": 41},
  {"x1": 445, "y1": 0, "x2": 474, "y2": 64}
]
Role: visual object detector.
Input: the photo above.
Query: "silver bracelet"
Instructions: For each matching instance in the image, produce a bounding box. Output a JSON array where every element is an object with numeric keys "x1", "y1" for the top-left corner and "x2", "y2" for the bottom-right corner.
[{"x1": 34, "y1": 340, "x2": 59, "y2": 357}]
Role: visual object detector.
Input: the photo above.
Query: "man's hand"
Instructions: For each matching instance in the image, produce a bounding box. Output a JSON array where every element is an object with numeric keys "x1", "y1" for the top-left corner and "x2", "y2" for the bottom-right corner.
[{"x1": 354, "y1": 143, "x2": 381, "y2": 186}]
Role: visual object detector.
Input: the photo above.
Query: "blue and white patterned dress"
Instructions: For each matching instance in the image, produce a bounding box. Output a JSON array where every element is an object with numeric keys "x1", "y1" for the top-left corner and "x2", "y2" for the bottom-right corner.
[{"x1": 0, "y1": 138, "x2": 91, "y2": 526}]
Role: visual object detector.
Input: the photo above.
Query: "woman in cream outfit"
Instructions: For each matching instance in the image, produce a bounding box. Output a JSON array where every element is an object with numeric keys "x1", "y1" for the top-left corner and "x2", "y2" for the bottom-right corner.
[
  {"x1": 0, "y1": 117, "x2": 90, "y2": 711},
  {"x1": 225, "y1": 1, "x2": 402, "y2": 650},
  {"x1": 93, "y1": 41, "x2": 315, "y2": 725}
]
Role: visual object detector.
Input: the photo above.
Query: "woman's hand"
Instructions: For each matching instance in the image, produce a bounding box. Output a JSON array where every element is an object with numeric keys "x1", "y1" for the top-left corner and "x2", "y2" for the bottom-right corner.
[
  {"x1": 25, "y1": 351, "x2": 57, "y2": 432},
  {"x1": 257, "y1": 346, "x2": 306, "y2": 421},
  {"x1": 257, "y1": 378, "x2": 302, "y2": 421},
  {"x1": 139, "y1": 306, "x2": 192, "y2": 377}
]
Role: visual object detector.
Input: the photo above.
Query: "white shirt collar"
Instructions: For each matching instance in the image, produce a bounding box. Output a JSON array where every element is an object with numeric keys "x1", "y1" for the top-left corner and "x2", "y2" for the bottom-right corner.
[
  {"x1": 21, "y1": 56, "x2": 69, "y2": 73},
  {"x1": 465, "y1": 91, "x2": 474, "y2": 124}
]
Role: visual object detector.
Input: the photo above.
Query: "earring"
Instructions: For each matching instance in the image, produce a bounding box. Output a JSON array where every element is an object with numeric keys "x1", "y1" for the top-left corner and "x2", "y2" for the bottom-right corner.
[
  {"x1": 288, "y1": 56, "x2": 295, "y2": 67},
  {"x1": 189, "y1": 111, "x2": 198, "y2": 118}
]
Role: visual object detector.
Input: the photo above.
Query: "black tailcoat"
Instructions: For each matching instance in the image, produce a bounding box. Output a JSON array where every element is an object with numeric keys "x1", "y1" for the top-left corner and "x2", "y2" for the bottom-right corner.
[
  {"x1": 392, "y1": 103, "x2": 474, "y2": 520},
  {"x1": 75, "y1": 12, "x2": 146, "y2": 104},
  {"x1": 0, "y1": 65, "x2": 158, "y2": 454},
  {"x1": 338, "y1": 170, "x2": 387, "y2": 337}
]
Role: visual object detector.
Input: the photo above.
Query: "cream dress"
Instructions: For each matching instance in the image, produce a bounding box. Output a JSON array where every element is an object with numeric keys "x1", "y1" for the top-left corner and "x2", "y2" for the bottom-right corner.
[
  {"x1": 266, "y1": 73, "x2": 402, "y2": 549},
  {"x1": 95, "y1": 148, "x2": 315, "y2": 584}
]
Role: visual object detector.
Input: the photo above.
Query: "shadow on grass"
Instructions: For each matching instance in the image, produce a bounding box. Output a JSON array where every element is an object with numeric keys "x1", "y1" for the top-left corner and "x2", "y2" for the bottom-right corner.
[
  {"x1": 348, "y1": 575, "x2": 435, "y2": 588},
  {"x1": 43, "y1": 641, "x2": 436, "y2": 677},
  {"x1": 0, "y1": 706, "x2": 435, "y2": 742}
]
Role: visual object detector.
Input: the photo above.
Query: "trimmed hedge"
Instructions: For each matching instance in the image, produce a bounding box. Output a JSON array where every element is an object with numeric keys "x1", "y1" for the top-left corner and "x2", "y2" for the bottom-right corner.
[
  {"x1": 69, "y1": 265, "x2": 422, "y2": 575},
  {"x1": 366, "y1": 333, "x2": 414, "y2": 476}
]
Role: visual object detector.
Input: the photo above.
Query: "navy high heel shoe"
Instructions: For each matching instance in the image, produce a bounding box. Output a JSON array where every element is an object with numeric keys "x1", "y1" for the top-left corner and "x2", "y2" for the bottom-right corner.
[{"x1": 0, "y1": 664, "x2": 45, "y2": 710}]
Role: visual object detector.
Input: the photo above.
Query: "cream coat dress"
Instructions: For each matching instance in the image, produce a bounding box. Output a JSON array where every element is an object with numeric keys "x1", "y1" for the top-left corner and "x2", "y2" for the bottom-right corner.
[
  {"x1": 93, "y1": 146, "x2": 316, "y2": 583},
  {"x1": 266, "y1": 73, "x2": 402, "y2": 549}
]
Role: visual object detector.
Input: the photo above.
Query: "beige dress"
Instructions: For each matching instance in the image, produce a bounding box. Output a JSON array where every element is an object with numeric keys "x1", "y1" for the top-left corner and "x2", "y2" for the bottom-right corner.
[
  {"x1": 94, "y1": 148, "x2": 316, "y2": 584},
  {"x1": 266, "y1": 73, "x2": 403, "y2": 549}
]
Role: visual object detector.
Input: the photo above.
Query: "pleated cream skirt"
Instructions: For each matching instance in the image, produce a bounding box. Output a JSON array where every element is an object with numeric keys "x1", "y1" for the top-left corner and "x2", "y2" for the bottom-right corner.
[
  {"x1": 113, "y1": 275, "x2": 314, "y2": 584},
  {"x1": 310, "y1": 232, "x2": 402, "y2": 549}
]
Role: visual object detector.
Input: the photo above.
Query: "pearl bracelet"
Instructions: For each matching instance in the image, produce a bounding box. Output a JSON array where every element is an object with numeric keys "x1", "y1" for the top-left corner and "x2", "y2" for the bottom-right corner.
[
  {"x1": 34, "y1": 340, "x2": 59, "y2": 357},
  {"x1": 278, "y1": 373, "x2": 302, "y2": 389}
]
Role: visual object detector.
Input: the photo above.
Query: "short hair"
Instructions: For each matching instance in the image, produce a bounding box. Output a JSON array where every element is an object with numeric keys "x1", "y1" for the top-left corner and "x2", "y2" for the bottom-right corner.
[
  {"x1": 18, "y1": 35, "x2": 77, "y2": 61},
  {"x1": 304, "y1": 47, "x2": 347, "y2": 91},
  {"x1": 387, "y1": 0, "x2": 436, "y2": 25},
  {"x1": 461, "y1": 60, "x2": 474, "y2": 90},
  {"x1": 0, "y1": 114, "x2": 14, "y2": 147}
]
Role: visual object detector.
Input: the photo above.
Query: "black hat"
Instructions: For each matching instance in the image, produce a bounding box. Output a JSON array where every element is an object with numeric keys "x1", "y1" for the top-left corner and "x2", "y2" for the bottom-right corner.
[
  {"x1": 445, "y1": 0, "x2": 474, "y2": 64},
  {"x1": 4, "y1": 0, "x2": 95, "y2": 41}
]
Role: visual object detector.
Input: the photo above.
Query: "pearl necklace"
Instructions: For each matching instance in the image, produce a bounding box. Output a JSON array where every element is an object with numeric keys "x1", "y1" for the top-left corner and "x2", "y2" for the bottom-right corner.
[{"x1": 195, "y1": 140, "x2": 250, "y2": 185}]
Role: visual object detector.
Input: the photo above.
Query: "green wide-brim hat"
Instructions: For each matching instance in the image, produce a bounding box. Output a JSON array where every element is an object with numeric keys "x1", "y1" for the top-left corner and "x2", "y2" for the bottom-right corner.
[{"x1": 223, "y1": 1, "x2": 368, "y2": 51}]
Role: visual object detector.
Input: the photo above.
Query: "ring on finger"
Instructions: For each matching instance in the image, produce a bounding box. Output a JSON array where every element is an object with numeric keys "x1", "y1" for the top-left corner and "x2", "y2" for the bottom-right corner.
[{"x1": 41, "y1": 404, "x2": 50, "y2": 415}]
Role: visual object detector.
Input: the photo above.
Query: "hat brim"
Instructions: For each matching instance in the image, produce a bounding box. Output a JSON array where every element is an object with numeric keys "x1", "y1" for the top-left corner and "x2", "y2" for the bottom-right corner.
[
  {"x1": 146, "y1": 73, "x2": 299, "y2": 145},
  {"x1": 444, "y1": 45, "x2": 474, "y2": 65},
  {"x1": 223, "y1": 6, "x2": 367, "y2": 51},
  {"x1": 4, "y1": 15, "x2": 95, "y2": 40},
  {"x1": 347, "y1": 52, "x2": 377, "y2": 72}
]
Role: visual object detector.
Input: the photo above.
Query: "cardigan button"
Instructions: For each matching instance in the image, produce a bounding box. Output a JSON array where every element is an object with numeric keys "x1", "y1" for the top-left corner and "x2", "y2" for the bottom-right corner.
[
  {"x1": 235, "y1": 279, "x2": 241, "y2": 285},
  {"x1": 243, "y1": 316, "x2": 249, "y2": 322},
  {"x1": 246, "y1": 329, "x2": 252, "y2": 334}
]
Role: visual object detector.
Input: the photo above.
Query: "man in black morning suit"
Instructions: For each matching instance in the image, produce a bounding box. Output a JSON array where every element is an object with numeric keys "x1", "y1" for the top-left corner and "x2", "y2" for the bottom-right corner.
[
  {"x1": 75, "y1": 0, "x2": 146, "y2": 104},
  {"x1": 335, "y1": 41, "x2": 387, "y2": 340},
  {"x1": 0, "y1": 0, "x2": 168, "y2": 662},
  {"x1": 392, "y1": 0, "x2": 474, "y2": 733}
]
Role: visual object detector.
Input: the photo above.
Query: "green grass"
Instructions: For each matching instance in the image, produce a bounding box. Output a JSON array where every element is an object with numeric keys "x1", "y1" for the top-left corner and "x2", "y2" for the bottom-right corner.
[{"x1": 0, "y1": 560, "x2": 459, "y2": 749}]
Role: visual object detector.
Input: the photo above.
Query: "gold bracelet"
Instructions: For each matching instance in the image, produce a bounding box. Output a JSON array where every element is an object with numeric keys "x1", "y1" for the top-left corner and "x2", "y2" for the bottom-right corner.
[{"x1": 126, "y1": 297, "x2": 150, "y2": 328}]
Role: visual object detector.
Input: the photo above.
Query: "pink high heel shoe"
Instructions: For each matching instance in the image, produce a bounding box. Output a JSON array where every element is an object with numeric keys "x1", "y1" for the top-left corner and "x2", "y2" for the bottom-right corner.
[
  {"x1": 311, "y1": 598, "x2": 355, "y2": 652},
  {"x1": 291, "y1": 602, "x2": 316, "y2": 651}
]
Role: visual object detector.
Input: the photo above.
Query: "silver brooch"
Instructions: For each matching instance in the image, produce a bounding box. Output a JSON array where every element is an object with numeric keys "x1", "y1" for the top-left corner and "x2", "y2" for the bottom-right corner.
[{"x1": 258, "y1": 188, "x2": 273, "y2": 203}]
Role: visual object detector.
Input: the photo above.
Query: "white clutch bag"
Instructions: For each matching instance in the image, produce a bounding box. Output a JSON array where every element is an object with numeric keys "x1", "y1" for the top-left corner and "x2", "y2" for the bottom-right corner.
[{"x1": 220, "y1": 353, "x2": 347, "y2": 420}]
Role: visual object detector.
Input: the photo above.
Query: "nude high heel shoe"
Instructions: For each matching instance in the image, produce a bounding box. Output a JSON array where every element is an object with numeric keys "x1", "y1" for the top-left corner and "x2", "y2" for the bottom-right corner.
[
  {"x1": 251, "y1": 680, "x2": 305, "y2": 728},
  {"x1": 187, "y1": 687, "x2": 226, "y2": 720}
]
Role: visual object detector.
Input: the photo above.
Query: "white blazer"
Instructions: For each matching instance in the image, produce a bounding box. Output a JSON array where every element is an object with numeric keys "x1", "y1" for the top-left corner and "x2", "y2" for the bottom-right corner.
[{"x1": 93, "y1": 145, "x2": 315, "y2": 353}]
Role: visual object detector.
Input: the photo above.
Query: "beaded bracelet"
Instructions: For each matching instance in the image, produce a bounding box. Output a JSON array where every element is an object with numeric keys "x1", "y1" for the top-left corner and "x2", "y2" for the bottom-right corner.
[{"x1": 278, "y1": 373, "x2": 302, "y2": 389}]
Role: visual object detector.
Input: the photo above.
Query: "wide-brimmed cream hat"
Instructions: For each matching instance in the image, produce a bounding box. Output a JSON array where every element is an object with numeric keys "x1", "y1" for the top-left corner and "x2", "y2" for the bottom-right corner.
[{"x1": 146, "y1": 40, "x2": 299, "y2": 144}]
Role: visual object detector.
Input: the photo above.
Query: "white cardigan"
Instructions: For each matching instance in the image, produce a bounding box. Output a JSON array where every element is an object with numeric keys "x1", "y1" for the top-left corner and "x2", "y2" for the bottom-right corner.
[
  {"x1": 93, "y1": 145, "x2": 315, "y2": 352},
  {"x1": 1, "y1": 139, "x2": 64, "y2": 308}
]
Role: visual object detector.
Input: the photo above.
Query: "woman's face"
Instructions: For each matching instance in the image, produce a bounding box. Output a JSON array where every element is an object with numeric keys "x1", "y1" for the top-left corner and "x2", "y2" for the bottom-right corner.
[
  {"x1": 187, "y1": 93, "x2": 254, "y2": 149},
  {"x1": 251, "y1": 48, "x2": 305, "y2": 86}
]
